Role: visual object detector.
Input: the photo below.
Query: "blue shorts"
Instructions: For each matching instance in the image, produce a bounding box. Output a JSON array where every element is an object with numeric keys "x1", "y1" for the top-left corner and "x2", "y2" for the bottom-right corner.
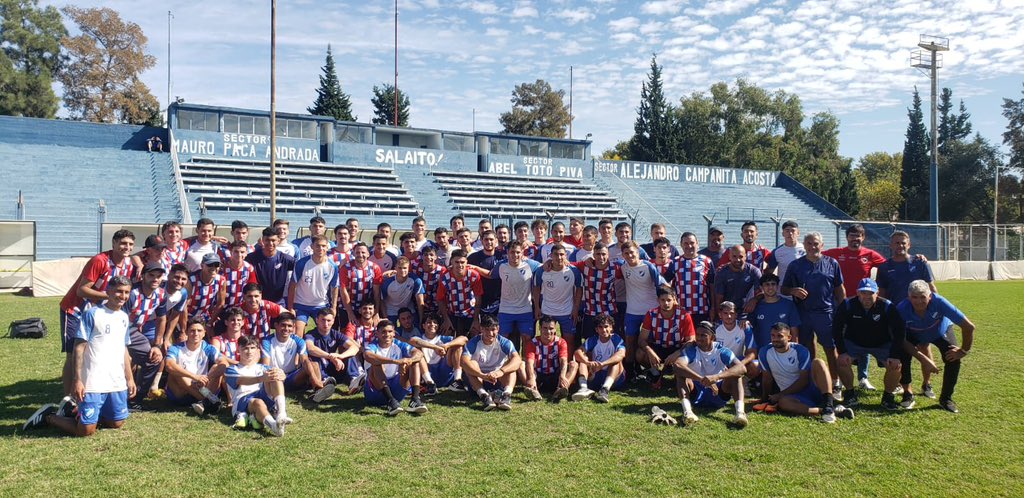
[
  {"x1": 498, "y1": 312, "x2": 535, "y2": 337},
  {"x1": 294, "y1": 303, "x2": 328, "y2": 324},
  {"x1": 60, "y1": 309, "x2": 80, "y2": 354},
  {"x1": 692, "y1": 381, "x2": 729, "y2": 409},
  {"x1": 623, "y1": 313, "x2": 645, "y2": 337},
  {"x1": 166, "y1": 386, "x2": 200, "y2": 407},
  {"x1": 283, "y1": 368, "x2": 304, "y2": 390},
  {"x1": 799, "y1": 312, "x2": 835, "y2": 348},
  {"x1": 79, "y1": 391, "x2": 129, "y2": 426},
  {"x1": 550, "y1": 314, "x2": 576, "y2": 336},
  {"x1": 844, "y1": 341, "x2": 895, "y2": 368},
  {"x1": 789, "y1": 383, "x2": 824, "y2": 408},
  {"x1": 590, "y1": 369, "x2": 625, "y2": 390},
  {"x1": 235, "y1": 386, "x2": 275, "y2": 416},
  {"x1": 364, "y1": 375, "x2": 410, "y2": 406},
  {"x1": 428, "y1": 361, "x2": 455, "y2": 388}
]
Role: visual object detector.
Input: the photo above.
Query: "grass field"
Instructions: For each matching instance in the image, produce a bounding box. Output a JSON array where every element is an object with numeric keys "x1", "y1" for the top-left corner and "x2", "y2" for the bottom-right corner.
[{"x1": 2, "y1": 281, "x2": 1023, "y2": 497}]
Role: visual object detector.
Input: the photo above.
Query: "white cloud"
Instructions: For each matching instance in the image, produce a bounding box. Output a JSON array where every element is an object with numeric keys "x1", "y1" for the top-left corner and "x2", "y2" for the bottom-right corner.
[
  {"x1": 466, "y1": 1, "x2": 500, "y2": 15},
  {"x1": 608, "y1": 16, "x2": 641, "y2": 31},
  {"x1": 641, "y1": 0, "x2": 684, "y2": 16},
  {"x1": 553, "y1": 7, "x2": 596, "y2": 24},
  {"x1": 611, "y1": 32, "x2": 641, "y2": 44},
  {"x1": 511, "y1": 2, "x2": 539, "y2": 18}
]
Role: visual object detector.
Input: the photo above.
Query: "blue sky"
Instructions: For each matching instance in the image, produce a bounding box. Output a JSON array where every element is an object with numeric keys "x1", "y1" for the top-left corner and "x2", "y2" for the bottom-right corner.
[{"x1": 49, "y1": 0, "x2": 1024, "y2": 162}]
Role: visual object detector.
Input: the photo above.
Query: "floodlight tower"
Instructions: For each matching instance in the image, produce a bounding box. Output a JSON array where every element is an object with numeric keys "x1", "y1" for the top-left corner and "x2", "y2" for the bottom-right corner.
[{"x1": 910, "y1": 34, "x2": 949, "y2": 224}]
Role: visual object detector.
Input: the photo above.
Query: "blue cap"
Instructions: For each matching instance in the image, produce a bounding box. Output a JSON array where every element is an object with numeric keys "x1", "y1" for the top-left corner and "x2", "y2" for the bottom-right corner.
[{"x1": 857, "y1": 278, "x2": 878, "y2": 293}]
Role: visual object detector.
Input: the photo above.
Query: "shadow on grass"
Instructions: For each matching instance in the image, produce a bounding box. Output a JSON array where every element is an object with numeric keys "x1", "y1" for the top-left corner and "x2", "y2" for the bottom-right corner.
[{"x1": 0, "y1": 377, "x2": 64, "y2": 436}]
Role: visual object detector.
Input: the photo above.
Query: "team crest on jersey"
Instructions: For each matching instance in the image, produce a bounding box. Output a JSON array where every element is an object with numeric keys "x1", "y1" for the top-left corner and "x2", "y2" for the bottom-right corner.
[
  {"x1": 637, "y1": 269, "x2": 646, "y2": 277},
  {"x1": 744, "y1": 276, "x2": 751, "y2": 282},
  {"x1": 757, "y1": 314, "x2": 765, "y2": 320},
  {"x1": 861, "y1": 257, "x2": 869, "y2": 263},
  {"x1": 931, "y1": 312, "x2": 939, "y2": 318},
  {"x1": 563, "y1": 274, "x2": 570, "y2": 282},
  {"x1": 787, "y1": 357, "x2": 796, "y2": 364},
  {"x1": 779, "y1": 313, "x2": 786, "y2": 319},
  {"x1": 872, "y1": 314, "x2": 881, "y2": 321},
  {"x1": 520, "y1": 268, "x2": 527, "y2": 276}
]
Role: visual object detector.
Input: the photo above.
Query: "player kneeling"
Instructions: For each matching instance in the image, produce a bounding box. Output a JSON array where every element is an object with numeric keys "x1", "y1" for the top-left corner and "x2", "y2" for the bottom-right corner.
[
  {"x1": 571, "y1": 313, "x2": 626, "y2": 403},
  {"x1": 523, "y1": 315, "x2": 577, "y2": 401},
  {"x1": 461, "y1": 314, "x2": 522, "y2": 411},
  {"x1": 24, "y1": 277, "x2": 136, "y2": 437},
  {"x1": 304, "y1": 308, "x2": 360, "y2": 402},
  {"x1": 408, "y1": 312, "x2": 468, "y2": 395},
  {"x1": 363, "y1": 320, "x2": 428, "y2": 416},
  {"x1": 225, "y1": 335, "x2": 290, "y2": 436},
  {"x1": 673, "y1": 321, "x2": 749, "y2": 428},
  {"x1": 757, "y1": 323, "x2": 854, "y2": 424},
  {"x1": 165, "y1": 319, "x2": 228, "y2": 416}
]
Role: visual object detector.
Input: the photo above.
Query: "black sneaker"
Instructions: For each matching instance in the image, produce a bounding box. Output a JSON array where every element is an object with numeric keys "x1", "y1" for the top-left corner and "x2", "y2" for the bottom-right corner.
[
  {"x1": 843, "y1": 390, "x2": 860, "y2": 407},
  {"x1": 23, "y1": 404, "x2": 56, "y2": 431},
  {"x1": 128, "y1": 402, "x2": 151, "y2": 413},
  {"x1": 939, "y1": 398, "x2": 959, "y2": 414},
  {"x1": 407, "y1": 398, "x2": 428, "y2": 414},
  {"x1": 480, "y1": 392, "x2": 496, "y2": 411},
  {"x1": 881, "y1": 394, "x2": 900, "y2": 411},
  {"x1": 206, "y1": 398, "x2": 223, "y2": 415},
  {"x1": 311, "y1": 380, "x2": 336, "y2": 403},
  {"x1": 921, "y1": 383, "x2": 936, "y2": 399},
  {"x1": 594, "y1": 388, "x2": 610, "y2": 403},
  {"x1": 448, "y1": 379, "x2": 467, "y2": 392},
  {"x1": 422, "y1": 382, "x2": 438, "y2": 397},
  {"x1": 900, "y1": 391, "x2": 916, "y2": 410},
  {"x1": 497, "y1": 392, "x2": 512, "y2": 411},
  {"x1": 835, "y1": 405, "x2": 855, "y2": 420},
  {"x1": 57, "y1": 396, "x2": 77, "y2": 418},
  {"x1": 386, "y1": 398, "x2": 404, "y2": 416}
]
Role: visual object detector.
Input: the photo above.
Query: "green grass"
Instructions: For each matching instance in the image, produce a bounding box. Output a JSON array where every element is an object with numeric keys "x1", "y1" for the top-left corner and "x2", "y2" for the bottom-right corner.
[{"x1": 2, "y1": 281, "x2": 1023, "y2": 497}]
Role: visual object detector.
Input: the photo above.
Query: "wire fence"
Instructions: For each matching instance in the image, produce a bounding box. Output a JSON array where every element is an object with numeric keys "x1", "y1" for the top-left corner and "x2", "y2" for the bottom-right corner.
[{"x1": 822, "y1": 221, "x2": 1023, "y2": 262}]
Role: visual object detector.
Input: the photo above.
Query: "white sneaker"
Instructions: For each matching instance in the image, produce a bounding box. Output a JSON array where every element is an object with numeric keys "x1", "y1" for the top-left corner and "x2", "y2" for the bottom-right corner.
[
  {"x1": 821, "y1": 409, "x2": 837, "y2": 424},
  {"x1": 892, "y1": 385, "x2": 905, "y2": 395},
  {"x1": 733, "y1": 412, "x2": 749, "y2": 428},
  {"x1": 525, "y1": 387, "x2": 543, "y2": 401},
  {"x1": 683, "y1": 411, "x2": 699, "y2": 426},
  {"x1": 276, "y1": 414, "x2": 294, "y2": 426},
  {"x1": 571, "y1": 387, "x2": 595, "y2": 401},
  {"x1": 348, "y1": 372, "x2": 366, "y2": 394},
  {"x1": 191, "y1": 401, "x2": 205, "y2": 416},
  {"x1": 311, "y1": 381, "x2": 335, "y2": 403},
  {"x1": 859, "y1": 378, "x2": 877, "y2": 391},
  {"x1": 266, "y1": 419, "x2": 284, "y2": 437}
]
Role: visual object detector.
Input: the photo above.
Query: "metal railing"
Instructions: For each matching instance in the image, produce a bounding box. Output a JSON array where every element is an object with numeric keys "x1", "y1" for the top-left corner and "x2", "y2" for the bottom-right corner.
[{"x1": 168, "y1": 128, "x2": 193, "y2": 225}]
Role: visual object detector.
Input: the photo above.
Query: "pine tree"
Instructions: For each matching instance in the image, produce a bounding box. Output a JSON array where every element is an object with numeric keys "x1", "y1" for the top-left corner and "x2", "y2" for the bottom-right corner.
[
  {"x1": 900, "y1": 88, "x2": 931, "y2": 221},
  {"x1": 307, "y1": 45, "x2": 355, "y2": 121},
  {"x1": 629, "y1": 54, "x2": 674, "y2": 162},
  {"x1": 370, "y1": 83, "x2": 410, "y2": 126}
]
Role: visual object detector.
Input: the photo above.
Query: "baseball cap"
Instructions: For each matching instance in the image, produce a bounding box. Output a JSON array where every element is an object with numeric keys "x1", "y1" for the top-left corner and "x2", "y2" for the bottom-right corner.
[
  {"x1": 857, "y1": 278, "x2": 878, "y2": 293},
  {"x1": 708, "y1": 226, "x2": 723, "y2": 235},
  {"x1": 697, "y1": 320, "x2": 715, "y2": 333},
  {"x1": 144, "y1": 235, "x2": 167, "y2": 250},
  {"x1": 142, "y1": 261, "x2": 166, "y2": 274},
  {"x1": 201, "y1": 253, "x2": 222, "y2": 266}
]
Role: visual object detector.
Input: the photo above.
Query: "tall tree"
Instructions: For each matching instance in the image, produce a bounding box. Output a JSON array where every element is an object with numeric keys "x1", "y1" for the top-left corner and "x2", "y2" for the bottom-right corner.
[
  {"x1": 629, "y1": 54, "x2": 674, "y2": 162},
  {"x1": 370, "y1": 83, "x2": 409, "y2": 126},
  {"x1": 938, "y1": 134, "x2": 1001, "y2": 222},
  {"x1": 937, "y1": 87, "x2": 972, "y2": 153},
  {"x1": 58, "y1": 6, "x2": 159, "y2": 124},
  {"x1": 854, "y1": 152, "x2": 903, "y2": 220},
  {"x1": 307, "y1": 44, "x2": 355, "y2": 121},
  {"x1": 1001, "y1": 83, "x2": 1024, "y2": 174},
  {"x1": 498, "y1": 79, "x2": 570, "y2": 138},
  {"x1": 900, "y1": 88, "x2": 930, "y2": 221},
  {"x1": 600, "y1": 140, "x2": 630, "y2": 160},
  {"x1": 0, "y1": 0, "x2": 66, "y2": 118}
]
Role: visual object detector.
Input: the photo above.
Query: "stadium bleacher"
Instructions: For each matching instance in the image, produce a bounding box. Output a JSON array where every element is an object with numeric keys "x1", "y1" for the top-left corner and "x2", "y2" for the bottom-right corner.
[
  {"x1": 429, "y1": 170, "x2": 625, "y2": 225},
  {"x1": 179, "y1": 156, "x2": 421, "y2": 229}
]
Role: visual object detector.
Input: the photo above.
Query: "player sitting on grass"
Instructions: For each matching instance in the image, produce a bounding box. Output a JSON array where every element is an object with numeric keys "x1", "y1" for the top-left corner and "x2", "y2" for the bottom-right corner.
[
  {"x1": 714, "y1": 301, "x2": 760, "y2": 393},
  {"x1": 673, "y1": 321, "x2": 749, "y2": 428},
  {"x1": 165, "y1": 319, "x2": 228, "y2": 416},
  {"x1": 571, "y1": 313, "x2": 626, "y2": 403},
  {"x1": 756, "y1": 322, "x2": 854, "y2": 424},
  {"x1": 637, "y1": 286, "x2": 696, "y2": 388},
  {"x1": 343, "y1": 300, "x2": 381, "y2": 394},
  {"x1": 224, "y1": 335, "x2": 289, "y2": 435},
  {"x1": 261, "y1": 312, "x2": 334, "y2": 403},
  {"x1": 408, "y1": 312, "x2": 467, "y2": 394},
  {"x1": 304, "y1": 308, "x2": 360, "y2": 400},
  {"x1": 461, "y1": 314, "x2": 522, "y2": 411},
  {"x1": 25, "y1": 276, "x2": 136, "y2": 437},
  {"x1": 363, "y1": 320, "x2": 428, "y2": 416},
  {"x1": 523, "y1": 315, "x2": 577, "y2": 401}
]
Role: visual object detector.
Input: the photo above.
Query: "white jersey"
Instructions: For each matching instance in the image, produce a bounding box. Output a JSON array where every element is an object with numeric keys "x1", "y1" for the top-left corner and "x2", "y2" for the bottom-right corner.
[
  {"x1": 416, "y1": 334, "x2": 454, "y2": 365},
  {"x1": 463, "y1": 335, "x2": 517, "y2": 374},
  {"x1": 771, "y1": 244, "x2": 806, "y2": 285},
  {"x1": 225, "y1": 363, "x2": 271, "y2": 415},
  {"x1": 381, "y1": 276, "x2": 424, "y2": 316},
  {"x1": 276, "y1": 240, "x2": 296, "y2": 258},
  {"x1": 533, "y1": 266, "x2": 583, "y2": 316},
  {"x1": 77, "y1": 306, "x2": 131, "y2": 393},
  {"x1": 261, "y1": 335, "x2": 307, "y2": 374},
  {"x1": 166, "y1": 341, "x2": 220, "y2": 376},
  {"x1": 679, "y1": 343, "x2": 739, "y2": 377},
  {"x1": 584, "y1": 334, "x2": 625, "y2": 363},
  {"x1": 620, "y1": 260, "x2": 662, "y2": 315},
  {"x1": 538, "y1": 242, "x2": 576, "y2": 262},
  {"x1": 492, "y1": 259, "x2": 542, "y2": 315},
  {"x1": 758, "y1": 343, "x2": 812, "y2": 391},
  {"x1": 291, "y1": 256, "x2": 339, "y2": 307},
  {"x1": 716, "y1": 322, "x2": 755, "y2": 358},
  {"x1": 184, "y1": 241, "x2": 218, "y2": 273}
]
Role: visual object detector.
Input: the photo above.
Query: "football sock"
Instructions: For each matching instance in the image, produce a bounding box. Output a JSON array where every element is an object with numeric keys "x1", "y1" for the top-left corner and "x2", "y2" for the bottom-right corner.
[
  {"x1": 681, "y1": 398, "x2": 694, "y2": 415},
  {"x1": 382, "y1": 384, "x2": 396, "y2": 402},
  {"x1": 503, "y1": 385, "x2": 513, "y2": 395},
  {"x1": 824, "y1": 393, "x2": 835, "y2": 410},
  {"x1": 274, "y1": 395, "x2": 287, "y2": 417},
  {"x1": 577, "y1": 377, "x2": 588, "y2": 390},
  {"x1": 602, "y1": 376, "x2": 615, "y2": 390},
  {"x1": 477, "y1": 388, "x2": 488, "y2": 397},
  {"x1": 423, "y1": 371, "x2": 435, "y2": 384}
]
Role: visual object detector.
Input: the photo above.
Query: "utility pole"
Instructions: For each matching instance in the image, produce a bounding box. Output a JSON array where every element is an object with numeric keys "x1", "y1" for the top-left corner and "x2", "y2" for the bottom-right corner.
[
  {"x1": 269, "y1": 0, "x2": 277, "y2": 222},
  {"x1": 569, "y1": 65, "x2": 573, "y2": 139},
  {"x1": 167, "y1": 11, "x2": 173, "y2": 117},
  {"x1": 911, "y1": 34, "x2": 949, "y2": 223},
  {"x1": 394, "y1": 0, "x2": 399, "y2": 127}
]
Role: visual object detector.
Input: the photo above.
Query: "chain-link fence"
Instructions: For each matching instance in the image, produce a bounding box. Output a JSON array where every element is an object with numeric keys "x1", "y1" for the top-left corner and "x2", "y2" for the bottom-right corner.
[{"x1": 825, "y1": 221, "x2": 1023, "y2": 262}]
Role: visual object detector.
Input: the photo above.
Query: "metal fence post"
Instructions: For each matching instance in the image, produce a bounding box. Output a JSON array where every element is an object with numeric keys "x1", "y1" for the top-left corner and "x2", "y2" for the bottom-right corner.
[{"x1": 97, "y1": 199, "x2": 107, "y2": 253}]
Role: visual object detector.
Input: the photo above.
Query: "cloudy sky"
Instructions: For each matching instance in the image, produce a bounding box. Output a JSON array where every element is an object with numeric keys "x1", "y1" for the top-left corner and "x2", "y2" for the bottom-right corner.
[{"x1": 49, "y1": 0, "x2": 1024, "y2": 161}]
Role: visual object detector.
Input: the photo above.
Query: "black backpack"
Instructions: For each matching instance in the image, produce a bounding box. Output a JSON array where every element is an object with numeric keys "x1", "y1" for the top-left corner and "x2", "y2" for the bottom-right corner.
[{"x1": 8, "y1": 318, "x2": 48, "y2": 339}]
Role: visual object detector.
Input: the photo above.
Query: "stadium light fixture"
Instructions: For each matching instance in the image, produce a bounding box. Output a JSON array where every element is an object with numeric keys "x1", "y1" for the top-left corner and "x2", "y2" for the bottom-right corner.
[{"x1": 910, "y1": 34, "x2": 949, "y2": 224}]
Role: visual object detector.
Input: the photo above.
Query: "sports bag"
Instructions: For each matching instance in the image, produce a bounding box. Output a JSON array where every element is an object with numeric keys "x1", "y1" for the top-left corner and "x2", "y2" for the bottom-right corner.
[{"x1": 8, "y1": 318, "x2": 47, "y2": 339}]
